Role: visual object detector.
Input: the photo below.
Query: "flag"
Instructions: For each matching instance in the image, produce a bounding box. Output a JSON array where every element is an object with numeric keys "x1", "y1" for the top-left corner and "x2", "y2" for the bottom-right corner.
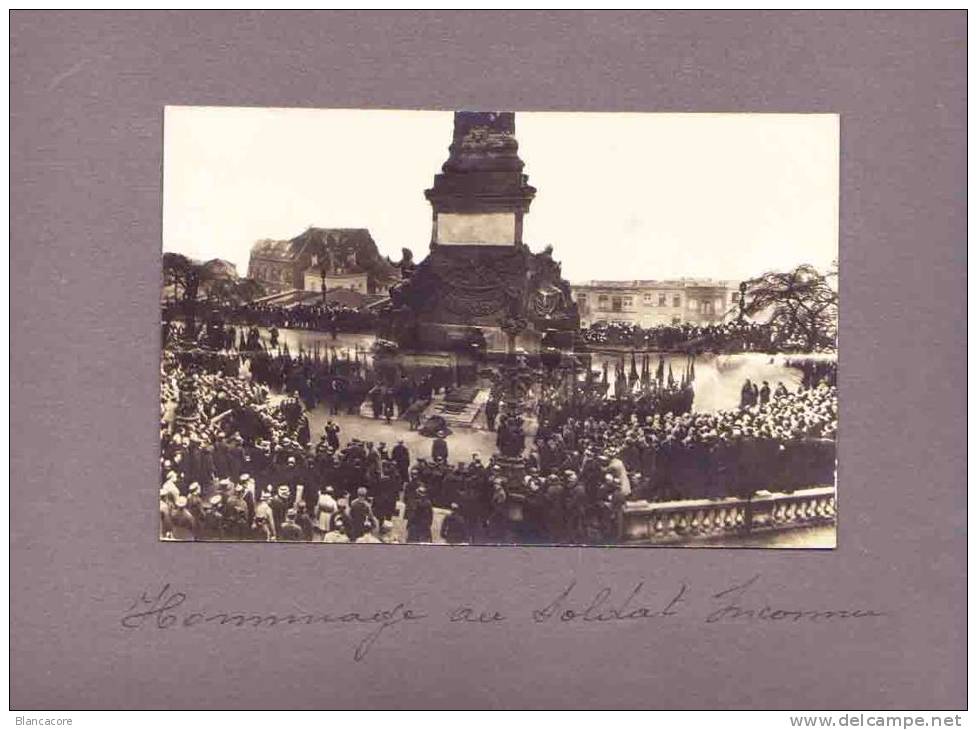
[
  {"x1": 630, "y1": 351, "x2": 639, "y2": 381},
  {"x1": 667, "y1": 362, "x2": 674, "y2": 388},
  {"x1": 690, "y1": 356, "x2": 696, "y2": 383},
  {"x1": 657, "y1": 355, "x2": 665, "y2": 384}
]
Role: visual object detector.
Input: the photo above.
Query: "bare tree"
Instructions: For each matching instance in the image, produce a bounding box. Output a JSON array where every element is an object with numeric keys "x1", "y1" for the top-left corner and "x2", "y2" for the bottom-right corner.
[
  {"x1": 205, "y1": 277, "x2": 266, "y2": 307},
  {"x1": 742, "y1": 264, "x2": 838, "y2": 352},
  {"x1": 162, "y1": 252, "x2": 209, "y2": 339}
]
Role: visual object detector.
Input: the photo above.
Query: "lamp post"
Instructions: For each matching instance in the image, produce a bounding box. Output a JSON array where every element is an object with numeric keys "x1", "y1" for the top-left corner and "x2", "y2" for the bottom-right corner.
[{"x1": 494, "y1": 313, "x2": 533, "y2": 516}]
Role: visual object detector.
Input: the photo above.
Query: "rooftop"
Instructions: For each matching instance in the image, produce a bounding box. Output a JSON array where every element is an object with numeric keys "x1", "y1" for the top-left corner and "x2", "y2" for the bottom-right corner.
[{"x1": 249, "y1": 227, "x2": 377, "y2": 263}]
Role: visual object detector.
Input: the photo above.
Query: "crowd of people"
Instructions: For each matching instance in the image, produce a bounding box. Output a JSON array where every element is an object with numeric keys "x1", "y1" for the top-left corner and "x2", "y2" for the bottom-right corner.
[
  {"x1": 220, "y1": 302, "x2": 379, "y2": 334},
  {"x1": 785, "y1": 358, "x2": 838, "y2": 389},
  {"x1": 578, "y1": 320, "x2": 818, "y2": 354},
  {"x1": 161, "y1": 320, "x2": 837, "y2": 544},
  {"x1": 162, "y1": 318, "x2": 458, "y2": 426},
  {"x1": 531, "y1": 380, "x2": 836, "y2": 509},
  {"x1": 167, "y1": 304, "x2": 836, "y2": 358}
]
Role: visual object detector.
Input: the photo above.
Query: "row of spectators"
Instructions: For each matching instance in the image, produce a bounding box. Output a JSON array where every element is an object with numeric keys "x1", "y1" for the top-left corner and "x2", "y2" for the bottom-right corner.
[
  {"x1": 221, "y1": 302, "x2": 379, "y2": 334},
  {"x1": 532, "y1": 381, "x2": 836, "y2": 505},
  {"x1": 166, "y1": 309, "x2": 836, "y2": 359},
  {"x1": 578, "y1": 320, "x2": 829, "y2": 353}
]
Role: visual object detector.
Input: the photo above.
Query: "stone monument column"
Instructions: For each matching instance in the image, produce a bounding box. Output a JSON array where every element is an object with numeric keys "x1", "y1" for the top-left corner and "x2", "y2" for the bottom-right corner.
[
  {"x1": 389, "y1": 111, "x2": 578, "y2": 356},
  {"x1": 425, "y1": 111, "x2": 536, "y2": 250}
]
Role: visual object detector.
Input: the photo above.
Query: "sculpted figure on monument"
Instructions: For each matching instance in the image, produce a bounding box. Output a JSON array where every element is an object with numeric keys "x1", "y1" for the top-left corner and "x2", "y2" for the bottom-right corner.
[
  {"x1": 527, "y1": 245, "x2": 580, "y2": 330},
  {"x1": 399, "y1": 247, "x2": 416, "y2": 278},
  {"x1": 388, "y1": 247, "x2": 416, "y2": 280}
]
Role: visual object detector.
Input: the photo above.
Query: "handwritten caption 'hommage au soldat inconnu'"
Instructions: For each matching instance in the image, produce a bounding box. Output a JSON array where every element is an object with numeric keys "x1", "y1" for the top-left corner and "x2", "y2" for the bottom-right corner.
[{"x1": 121, "y1": 576, "x2": 885, "y2": 662}]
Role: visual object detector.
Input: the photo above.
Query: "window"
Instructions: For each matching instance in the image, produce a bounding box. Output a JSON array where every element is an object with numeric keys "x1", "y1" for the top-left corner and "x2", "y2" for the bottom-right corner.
[
  {"x1": 643, "y1": 293, "x2": 653, "y2": 305},
  {"x1": 577, "y1": 293, "x2": 588, "y2": 303},
  {"x1": 611, "y1": 296, "x2": 623, "y2": 313},
  {"x1": 731, "y1": 292, "x2": 740, "y2": 303},
  {"x1": 673, "y1": 295, "x2": 681, "y2": 308},
  {"x1": 658, "y1": 293, "x2": 667, "y2": 307},
  {"x1": 622, "y1": 296, "x2": 634, "y2": 309},
  {"x1": 597, "y1": 294, "x2": 609, "y2": 311}
]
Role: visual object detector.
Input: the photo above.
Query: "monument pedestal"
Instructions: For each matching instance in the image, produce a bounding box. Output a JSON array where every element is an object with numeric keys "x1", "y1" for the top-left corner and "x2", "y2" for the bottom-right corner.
[{"x1": 387, "y1": 111, "x2": 579, "y2": 355}]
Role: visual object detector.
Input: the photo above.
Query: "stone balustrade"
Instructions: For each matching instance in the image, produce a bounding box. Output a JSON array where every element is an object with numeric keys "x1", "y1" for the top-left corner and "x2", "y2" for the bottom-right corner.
[{"x1": 622, "y1": 485, "x2": 836, "y2": 544}]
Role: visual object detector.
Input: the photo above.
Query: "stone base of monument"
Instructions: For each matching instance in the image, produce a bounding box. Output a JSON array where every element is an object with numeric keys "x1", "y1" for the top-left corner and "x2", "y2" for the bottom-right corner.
[
  {"x1": 421, "y1": 387, "x2": 490, "y2": 429},
  {"x1": 374, "y1": 349, "x2": 481, "y2": 387},
  {"x1": 412, "y1": 322, "x2": 543, "y2": 357}
]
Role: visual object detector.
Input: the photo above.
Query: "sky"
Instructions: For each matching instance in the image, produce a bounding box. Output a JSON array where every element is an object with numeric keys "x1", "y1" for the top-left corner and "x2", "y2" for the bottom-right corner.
[{"x1": 163, "y1": 107, "x2": 838, "y2": 283}]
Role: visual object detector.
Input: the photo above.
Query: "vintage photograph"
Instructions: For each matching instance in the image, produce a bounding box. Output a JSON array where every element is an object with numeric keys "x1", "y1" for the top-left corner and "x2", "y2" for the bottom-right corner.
[{"x1": 160, "y1": 107, "x2": 838, "y2": 547}]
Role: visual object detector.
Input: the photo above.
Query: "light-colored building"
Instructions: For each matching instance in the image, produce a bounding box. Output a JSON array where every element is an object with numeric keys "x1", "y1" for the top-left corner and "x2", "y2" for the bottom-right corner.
[
  {"x1": 571, "y1": 279, "x2": 741, "y2": 328},
  {"x1": 302, "y1": 269, "x2": 369, "y2": 295},
  {"x1": 247, "y1": 227, "x2": 397, "y2": 296}
]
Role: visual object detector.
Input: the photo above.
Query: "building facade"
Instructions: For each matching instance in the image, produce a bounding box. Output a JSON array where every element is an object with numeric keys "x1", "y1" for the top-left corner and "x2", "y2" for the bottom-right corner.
[
  {"x1": 301, "y1": 269, "x2": 369, "y2": 295},
  {"x1": 571, "y1": 279, "x2": 740, "y2": 328},
  {"x1": 247, "y1": 227, "x2": 397, "y2": 296}
]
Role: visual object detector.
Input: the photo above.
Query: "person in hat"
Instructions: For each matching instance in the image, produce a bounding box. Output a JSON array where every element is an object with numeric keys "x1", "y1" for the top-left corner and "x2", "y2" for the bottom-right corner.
[
  {"x1": 392, "y1": 439, "x2": 411, "y2": 483},
  {"x1": 238, "y1": 473, "x2": 256, "y2": 521},
  {"x1": 315, "y1": 486, "x2": 338, "y2": 536},
  {"x1": 201, "y1": 495, "x2": 225, "y2": 540},
  {"x1": 294, "y1": 503, "x2": 314, "y2": 542},
  {"x1": 276, "y1": 455, "x2": 305, "y2": 503},
  {"x1": 382, "y1": 387, "x2": 396, "y2": 424},
  {"x1": 269, "y1": 485, "x2": 291, "y2": 532},
  {"x1": 486, "y1": 480, "x2": 509, "y2": 541},
  {"x1": 186, "y1": 482, "x2": 205, "y2": 524},
  {"x1": 440, "y1": 503, "x2": 469, "y2": 545},
  {"x1": 329, "y1": 497, "x2": 351, "y2": 537},
  {"x1": 222, "y1": 484, "x2": 250, "y2": 540},
  {"x1": 250, "y1": 510, "x2": 274, "y2": 542},
  {"x1": 484, "y1": 396, "x2": 499, "y2": 431},
  {"x1": 169, "y1": 495, "x2": 197, "y2": 541},
  {"x1": 759, "y1": 380, "x2": 771, "y2": 406},
  {"x1": 543, "y1": 474, "x2": 568, "y2": 543},
  {"x1": 325, "y1": 420, "x2": 341, "y2": 451},
  {"x1": 313, "y1": 495, "x2": 335, "y2": 542},
  {"x1": 431, "y1": 431, "x2": 449, "y2": 463},
  {"x1": 278, "y1": 509, "x2": 304, "y2": 542},
  {"x1": 321, "y1": 514, "x2": 349, "y2": 543},
  {"x1": 254, "y1": 490, "x2": 277, "y2": 541},
  {"x1": 405, "y1": 398, "x2": 424, "y2": 431},
  {"x1": 369, "y1": 383, "x2": 383, "y2": 420},
  {"x1": 374, "y1": 464, "x2": 400, "y2": 526},
  {"x1": 405, "y1": 485, "x2": 434, "y2": 543},
  {"x1": 159, "y1": 488, "x2": 175, "y2": 540},
  {"x1": 348, "y1": 487, "x2": 377, "y2": 541},
  {"x1": 160, "y1": 478, "x2": 180, "y2": 504}
]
